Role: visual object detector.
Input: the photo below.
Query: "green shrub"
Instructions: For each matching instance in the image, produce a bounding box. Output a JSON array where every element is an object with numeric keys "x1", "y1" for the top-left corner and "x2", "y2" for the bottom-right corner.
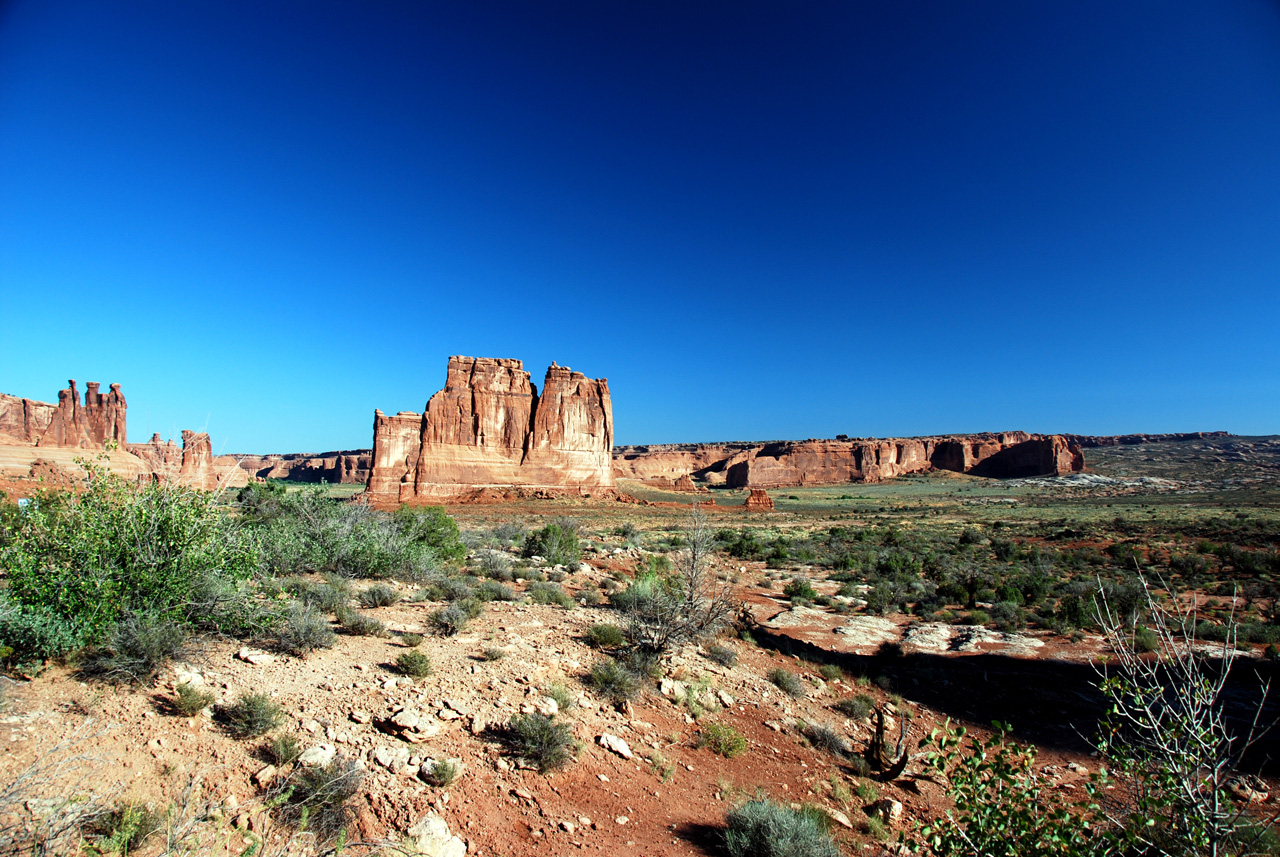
[
  {"x1": 585, "y1": 623, "x2": 626, "y2": 649},
  {"x1": 358, "y1": 583, "x2": 400, "y2": 608},
  {"x1": 172, "y1": 681, "x2": 215, "y2": 717},
  {"x1": 277, "y1": 603, "x2": 336, "y2": 655},
  {"x1": 396, "y1": 651, "x2": 433, "y2": 677},
  {"x1": 522, "y1": 523, "x2": 581, "y2": 566},
  {"x1": 482, "y1": 647, "x2": 505, "y2": 661},
  {"x1": 698, "y1": 722, "x2": 748, "y2": 758},
  {"x1": 526, "y1": 581, "x2": 575, "y2": 608},
  {"x1": 724, "y1": 799, "x2": 840, "y2": 857},
  {"x1": 803, "y1": 721, "x2": 849, "y2": 757},
  {"x1": 281, "y1": 756, "x2": 364, "y2": 839},
  {"x1": 267, "y1": 732, "x2": 303, "y2": 765},
  {"x1": 283, "y1": 575, "x2": 351, "y2": 613},
  {"x1": 393, "y1": 505, "x2": 467, "y2": 563},
  {"x1": 784, "y1": 576, "x2": 819, "y2": 601},
  {"x1": 224, "y1": 691, "x2": 283, "y2": 737},
  {"x1": 474, "y1": 580, "x2": 517, "y2": 602},
  {"x1": 1132, "y1": 624, "x2": 1159, "y2": 653},
  {"x1": 587, "y1": 658, "x2": 641, "y2": 704},
  {"x1": 4, "y1": 475, "x2": 259, "y2": 636},
  {"x1": 706, "y1": 644, "x2": 738, "y2": 667},
  {"x1": 422, "y1": 758, "x2": 461, "y2": 787},
  {"x1": 546, "y1": 683, "x2": 575, "y2": 712},
  {"x1": 833, "y1": 694, "x2": 874, "y2": 720},
  {"x1": 399, "y1": 632, "x2": 423, "y2": 648},
  {"x1": 81, "y1": 611, "x2": 187, "y2": 684},
  {"x1": 429, "y1": 598, "x2": 481, "y2": 635},
  {"x1": 818, "y1": 663, "x2": 842, "y2": 682},
  {"x1": 334, "y1": 606, "x2": 387, "y2": 637},
  {"x1": 768, "y1": 667, "x2": 805, "y2": 698},
  {"x1": 0, "y1": 596, "x2": 89, "y2": 668},
  {"x1": 505, "y1": 712, "x2": 576, "y2": 773},
  {"x1": 88, "y1": 799, "x2": 166, "y2": 855}
]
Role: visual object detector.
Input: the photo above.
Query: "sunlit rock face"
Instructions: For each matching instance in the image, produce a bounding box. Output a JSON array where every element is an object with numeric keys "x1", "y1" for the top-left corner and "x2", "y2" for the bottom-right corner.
[{"x1": 367, "y1": 356, "x2": 613, "y2": 503}]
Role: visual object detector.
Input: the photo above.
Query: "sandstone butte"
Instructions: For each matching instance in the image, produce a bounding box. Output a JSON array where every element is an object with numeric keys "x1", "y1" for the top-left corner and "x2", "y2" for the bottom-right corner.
[
  {"x1": 613, "y1": 431, "x2": 1086, "y2": 489},
  {"x1": 366, "y1": 356, "x2": 614, "y2": 504},
  {"x1": 0, "y1": 380, "x2": 247, "y2": 492}
]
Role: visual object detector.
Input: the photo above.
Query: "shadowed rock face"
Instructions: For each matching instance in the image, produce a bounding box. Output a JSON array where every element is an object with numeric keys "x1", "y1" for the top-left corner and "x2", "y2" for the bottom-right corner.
[{"x1": 367, "y1": 356, "x2": 613, "y2": 503}]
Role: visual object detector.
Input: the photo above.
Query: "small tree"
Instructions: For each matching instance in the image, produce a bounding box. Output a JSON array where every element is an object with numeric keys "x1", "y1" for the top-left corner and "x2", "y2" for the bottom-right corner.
[
  {"x1": 620, "y1": 506, "x2": 735, "y2": 654},
  {"x1": 1093, "y1": 579, "x2": 1275, "y2": 857}
]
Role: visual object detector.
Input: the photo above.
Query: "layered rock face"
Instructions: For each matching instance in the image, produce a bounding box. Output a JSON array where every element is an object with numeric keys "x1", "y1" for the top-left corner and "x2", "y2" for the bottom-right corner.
[
  {"x1": 0, "y1": 380, "x2": 127, "y2": 448},
  {"x1": 744, "y1": 489, "x2": 774, "y2": 510},
  {"x1": 366, "y1": 357, "x2": 613, "y2": 503},
  {"x1": 126, "y1": 431, "x2": 248, "y2": 491},
  {"x1": 614, "y1": 432, "x2": 1085, "y2": 490},
  {"x1": 235, "y1": 450, "x2": 371, "y2": 484}
]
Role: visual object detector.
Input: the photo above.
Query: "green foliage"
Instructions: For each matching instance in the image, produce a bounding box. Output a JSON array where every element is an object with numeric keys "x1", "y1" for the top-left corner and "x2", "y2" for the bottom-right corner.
[
  {"x1": 545, "y1": 683, "x2": 575, "y2": 712},
  {"x1": 817, "y1": 663, "x2": 842, "y2": 682},
  {"x1": 81, "y1": 610, "x2": 187, "y2": 684},
  {"x1": 783, "y1": 576, "x2": 819, "y2": 602},
  {"x1": 768, "y1": 667, "x2": 805, "y2": 698},
  {"x1": 522, "y1": 522, "x2": 582, "y2": 566},
  {"x1": 505, "y1": 712, "x2": 576, "y2": 773},
  {"x1": 0, "y1": 595, "x2": 89, "y2": 669},
  {"x1": 429, "y1": 597, "x2": 481, "y2": 635},
  {"x1": 224, "y1": 691, "x2": 283, "y2": 737},
  {"x1": 585, "y1": 623, "x2": 626, "y2": 649},
  {"x1": 724, "y1": 798, "x2": 841, "y2": 857},
  {"x1": 281, "y1": 755, "x2": 364, "y2": 839},
  {"x1": 393, "y1": 504, "x2": 467, "y2": 562},
  {"x1": 267, "y1": 732, "x2": 303, "y2": 765},
  {"x1": 399, "y1": 632, "x2": 423, "y2": 647},
  {"x1": 586, "y1": 658, "x2": 642, "y2": 704},
  {"x1": 833, "y1": 694, "x2": 874, "y2": 720},
  {"x1": 802, "y1": 721, "x2": 849, "y2": 757},
  {"x1": 282, "y1": 575, "x2": 351, "y2": 613},
  {"x1": 277, "y1": 602, "x2": 336, "y2": 655},
  {"x1": 482, "y1": 647, "x2": 505, "y2": 661},
  {"x1": 4, "y1": 474, "x2": 260, "y2": 637},
  {"x1": 422, "y1": 758, "x2": 461, "y2": 787},
  {"x1": 396, "y1": 651, "x2": 432, "y2": 677},
  {"x1": 526, "y1": 581, "x2": 575, "y2": 608},
  {"x1": 910, "y1": 722, "x2": 1099, "y2": 857},
  {"x1": 473, "y1": 580, "x2": 517, "y2": 602},
  {"x1": 89, "y1": 799, "x2": 165, "y2": 855},
  {"x1": 357, "y1": 583, "x2": 400, "y2": 608},
  {"x1": 172, "y1": 681, "x2": 215, "y2": 716},
  {"x1": 334, "y1": 606, "x2": 387, "y2": 637},
  {"x1": 698, "y1": 722, "x2": 748, "y2": 758}
]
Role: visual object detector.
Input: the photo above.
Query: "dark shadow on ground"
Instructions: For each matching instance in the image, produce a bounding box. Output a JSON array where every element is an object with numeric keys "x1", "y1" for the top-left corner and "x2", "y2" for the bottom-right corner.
[
  {"x1": 747, "y1": 622, "x2": 1280, "y2": 773},
  {"x1": 674, "y1": 821, "x2": 727, "y2": 856}
]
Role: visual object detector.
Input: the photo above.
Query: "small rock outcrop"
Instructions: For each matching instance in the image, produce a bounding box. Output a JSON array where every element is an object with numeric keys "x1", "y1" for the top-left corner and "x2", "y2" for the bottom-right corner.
[
  {"x1": 744, "y1": 489, "x2": 774, "y2": 510},
  {"x1": 367, "y1": 356, "x2": 613, "y2": 503}
]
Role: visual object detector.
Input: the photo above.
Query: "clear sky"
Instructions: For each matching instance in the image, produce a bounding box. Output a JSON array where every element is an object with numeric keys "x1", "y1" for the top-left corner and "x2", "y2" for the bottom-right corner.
[{"x1": 2, "y1": 1, "x2": 1278, "y2": 452}]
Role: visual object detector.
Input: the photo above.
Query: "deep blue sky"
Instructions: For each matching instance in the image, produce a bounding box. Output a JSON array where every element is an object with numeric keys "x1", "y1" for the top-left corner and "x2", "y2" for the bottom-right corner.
[{"x1": 3, "y1": 1, "x2": 1279, "y2": 452}]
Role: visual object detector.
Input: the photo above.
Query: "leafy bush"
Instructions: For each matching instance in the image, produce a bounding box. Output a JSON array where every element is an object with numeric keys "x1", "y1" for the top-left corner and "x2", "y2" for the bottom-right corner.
[
  {"x1": 705, "y1": 644, "x2": 738, "y2": 667},
  {"x1": 522, "y1": 522, "x2": 581, "y2": 566},
  {"x1": 422, "y1": 758, "x2": 461, "y2": 787},
  {"x1": 224, "y1": 691, "x2": 283, "y2": 737},
  {"x1": 526, "y1": 582, "x2": 575, "y2": 608},
  {"x1": 172, "y1": 682, "x2": 216, "y2": 717},
  {"x1": 482, "y1": 647, "x2": 505, "y2": 661},
  {"x1": 4, "y1": 474, "x2": 259, "y2": 637},
  {"x1": 0, "y1": 596, "x2": 89, "y2": 669},
  {"x1": 505, "y1": 712, "x2": 576, "y2": 773},
  {"x1": 698, "y1": 722, "x2": 748, "y2": 758},
  {"x1": 724, "y1": 799, "x2": 841, "y2": 857},
  {"x1": 396, "y1": 651, "x2": 432, "y2": 677},
  {"x1": 277, "y1": 603, "x2": 336, "y2": 655},
  {"x1": 474, "y1": 580, "x2": 517, "y2": 602},
  {"x1": 587, "y1": 658, "x2": 641, "y2": 704},
  {"x1": 585, "y1": 623, "x2": 626, "y2": 649},
  {"x1": 546, "y1": 683, "x2": 575, "y2": 712},
  {"x1": 283, "y1": 575, "x2": 351, "y2": 613},
  {"x1": 817, "y1": 663, "x2": 842, "y2": 682},
  {"x1": 358, "y1": 583, "x2": 400, "y2": 608},
  {"x1": 393, "y1": 505, "x2": 467, "y2": 563},
  {"x1": 768, "y1": 668, "x2": 805, "y2": 698},
  {"x1": 783, "y1": 576, "x2": 819, "y2": 601},
  {"x1": 476, "y1": 548, "x2": 514, "y2": 580},
  {"x1": 88, "y1": 799, "x2": 166, "y2": 855},
  {"x1": 399, "y1": 632, "x2": 423, "y2": 647}
]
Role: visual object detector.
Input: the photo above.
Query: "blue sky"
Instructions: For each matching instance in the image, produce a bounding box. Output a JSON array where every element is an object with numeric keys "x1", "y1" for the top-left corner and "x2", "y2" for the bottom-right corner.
[{"x1": 2, "y1": 1, "x2": 1278, "y2": 452}]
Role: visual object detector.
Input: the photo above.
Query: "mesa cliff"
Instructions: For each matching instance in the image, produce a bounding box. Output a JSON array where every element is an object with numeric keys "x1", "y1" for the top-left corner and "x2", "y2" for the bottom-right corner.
[
  {"x1": 366, "y1": 357, "x2": 613, "y2": 503},
  {"x1": 0, "y1": 380, "x2": 247, "y2": 491},
  {"x1": 613, "y1": 431, "x2": 1085, "y2": 489}
]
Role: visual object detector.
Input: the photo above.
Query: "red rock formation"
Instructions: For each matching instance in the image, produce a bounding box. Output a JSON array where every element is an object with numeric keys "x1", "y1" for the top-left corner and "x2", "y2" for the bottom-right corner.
[
  {"x1": 366, "y1": 356, "x2": 614, "y2": 503},
  {"x1": 744, "y1": 488, "x2": 774, "y2": 510},
  {"x1": 28, "y1": 380, "x2": 127, "y2": 449},
  {"x1": 234, "y1": 450, "x2": 372, "y2": 483},
  {"x1": 1062, "y1": 431, "x2": 1230, "y2": 448}
]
